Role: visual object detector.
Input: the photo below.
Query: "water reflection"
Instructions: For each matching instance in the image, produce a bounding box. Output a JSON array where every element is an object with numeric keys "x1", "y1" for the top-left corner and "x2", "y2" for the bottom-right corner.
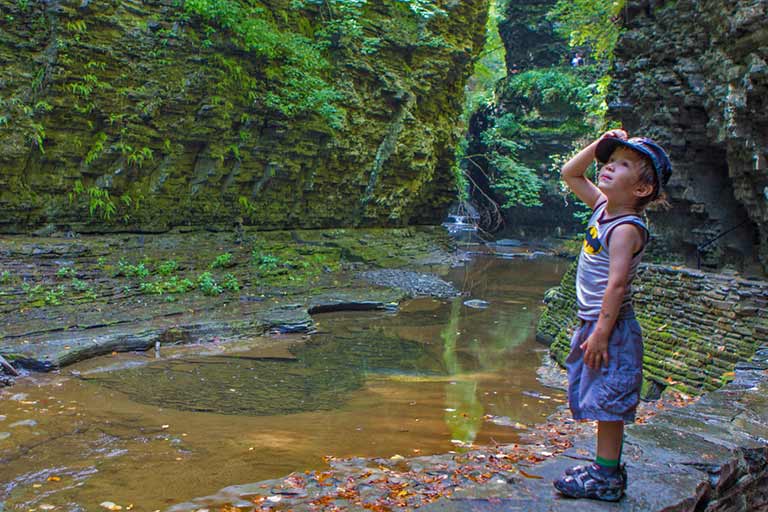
[{"x1": 0, "y1": 255, "x2": 567, "y2": 512}]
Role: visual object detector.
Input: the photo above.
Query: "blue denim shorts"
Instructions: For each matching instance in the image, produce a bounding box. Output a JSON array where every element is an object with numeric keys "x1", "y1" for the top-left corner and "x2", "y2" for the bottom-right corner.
[{"x1": 566, "y1": 317, "x2": 644, "y2": 423}]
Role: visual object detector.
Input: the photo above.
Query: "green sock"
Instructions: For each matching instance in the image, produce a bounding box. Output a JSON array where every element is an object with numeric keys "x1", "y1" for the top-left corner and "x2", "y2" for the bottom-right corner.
[
  {"x1": 595, "y1": 456, "x2": 619, "y2": 468},
  {"x1": 594, "y1": 456, "x2": 619, "y2": 474}
]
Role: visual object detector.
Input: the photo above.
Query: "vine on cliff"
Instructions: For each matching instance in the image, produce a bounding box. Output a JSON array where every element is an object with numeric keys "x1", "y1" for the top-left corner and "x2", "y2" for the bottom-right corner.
[
  {"x1": 183, "y1": 0, "x2": 345, "y2": 127},
  {"x1": 183, "y1": 0, "x2": 446, "y2": 128}
]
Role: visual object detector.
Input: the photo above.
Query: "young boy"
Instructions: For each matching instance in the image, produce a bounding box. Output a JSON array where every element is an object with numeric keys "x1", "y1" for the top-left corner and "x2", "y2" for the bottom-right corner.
[{"x1": 553, "y1": 129, "x2": 672, "y2": 501}]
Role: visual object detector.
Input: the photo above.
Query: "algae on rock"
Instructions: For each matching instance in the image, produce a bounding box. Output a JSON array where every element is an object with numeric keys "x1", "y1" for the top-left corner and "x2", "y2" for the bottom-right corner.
[{"x1": 0, "y1": 0, "x2": 488, "y2": 232}]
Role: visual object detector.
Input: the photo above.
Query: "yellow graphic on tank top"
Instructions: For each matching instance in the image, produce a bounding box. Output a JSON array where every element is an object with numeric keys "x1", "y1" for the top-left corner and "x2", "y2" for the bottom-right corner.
[{"x1": 583, "y1": 224, "x2": 603, "y2": 255}]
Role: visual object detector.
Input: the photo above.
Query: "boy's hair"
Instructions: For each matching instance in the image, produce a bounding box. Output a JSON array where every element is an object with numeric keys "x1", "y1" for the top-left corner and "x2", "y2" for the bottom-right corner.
[{"x1": 633, "y1": 155, "x2": 669, "y2": 210}]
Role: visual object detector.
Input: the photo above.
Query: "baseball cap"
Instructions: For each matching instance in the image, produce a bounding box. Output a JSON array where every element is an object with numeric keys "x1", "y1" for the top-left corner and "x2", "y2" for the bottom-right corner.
[{"x1": 595, "y1": 136, "x2": 673, "y2": 198}]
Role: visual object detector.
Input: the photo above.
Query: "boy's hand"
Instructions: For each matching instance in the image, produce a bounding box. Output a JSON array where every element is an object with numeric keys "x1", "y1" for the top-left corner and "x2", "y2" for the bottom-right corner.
[
  {"x1": 580, "y1": 333, "x2": 609, "y2": 370},
  {"x1": 599, "y1": 129, "x2": 628, "y2": 141}
]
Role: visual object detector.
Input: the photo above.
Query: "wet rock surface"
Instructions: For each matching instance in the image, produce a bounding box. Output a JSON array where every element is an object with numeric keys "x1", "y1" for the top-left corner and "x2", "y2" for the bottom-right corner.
[{"x1": 0, "y1": 228, "x2": 457, "y2": 373}]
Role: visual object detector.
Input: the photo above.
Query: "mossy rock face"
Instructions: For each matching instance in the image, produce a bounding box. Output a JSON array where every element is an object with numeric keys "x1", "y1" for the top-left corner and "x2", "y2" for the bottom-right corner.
[
  {"x1": 538, "y1": 261, "x2": 768, "y2": 396},
  {"x1": 0, "y1": 0, "x2": 488, "y2": 232}
]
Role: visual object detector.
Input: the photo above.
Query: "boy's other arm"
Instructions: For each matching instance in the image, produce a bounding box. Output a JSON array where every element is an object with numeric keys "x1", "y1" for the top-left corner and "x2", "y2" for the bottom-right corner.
[
  {"x1": 580, "y1": 224, "x2": 643, "y2": 370},
  {"x1": 560, "y1": 129, "x2": 625, "y2": 210}
]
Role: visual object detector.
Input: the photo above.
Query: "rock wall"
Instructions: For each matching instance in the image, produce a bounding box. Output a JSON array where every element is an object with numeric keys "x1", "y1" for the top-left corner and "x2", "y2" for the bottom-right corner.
[
  {"x1": 607, "y1": 0, "x2": 768, "y2": 274},
  {"x1": 538, "y1": 261, "x2": 768, "y2": 397},
  {"x1": 0, "y1": 0, "x2": 487, "y2": 232}
]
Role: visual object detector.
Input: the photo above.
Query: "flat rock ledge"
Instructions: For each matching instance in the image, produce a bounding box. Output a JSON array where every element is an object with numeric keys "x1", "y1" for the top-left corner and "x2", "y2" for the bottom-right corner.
[
  {"x1": 167, "y1": 347, "x2": 768, "y2": 512},
  {"x1": 0, "y1": 288, "x2": 405, "y2": 373}
]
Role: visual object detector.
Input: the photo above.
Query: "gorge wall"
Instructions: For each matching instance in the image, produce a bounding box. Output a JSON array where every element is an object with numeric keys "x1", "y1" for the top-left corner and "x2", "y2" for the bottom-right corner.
[
  {"x1": 0, "y1": 0, "x2": 487, "y2": 233},
  {"x1": 607, "y1": 0, "x2": 768, "y2": 274},
  {"x1": 538, "y1": 262, "x2": 768, "y2": 398}
]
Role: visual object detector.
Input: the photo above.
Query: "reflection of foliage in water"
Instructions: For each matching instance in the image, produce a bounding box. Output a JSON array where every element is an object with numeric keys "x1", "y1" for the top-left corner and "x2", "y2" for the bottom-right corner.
[
  {"x1": 441, "y1": 298, "x2": 484, "y2": 445},
  {"x1": 82, "y1": 330, "x2": 446, "y2": 416}
]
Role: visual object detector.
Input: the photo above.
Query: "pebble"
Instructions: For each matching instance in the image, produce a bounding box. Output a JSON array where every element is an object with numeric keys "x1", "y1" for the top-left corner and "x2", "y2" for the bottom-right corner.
[
  {"x1": 463, "y1": 299, "x2": 490, "y2": 309},
  {"x1": 0, "y1": 432, "x2": 10, "y2": 440},
  {"x1": 0, "y1": 415, "x2": 6, "y2": 421},
  {"x1": 10, "y1": 393, "x2": 28, "y2": 401},
  {"x1": 9, "y1": 419, "x2": 37, "y2": 428}
]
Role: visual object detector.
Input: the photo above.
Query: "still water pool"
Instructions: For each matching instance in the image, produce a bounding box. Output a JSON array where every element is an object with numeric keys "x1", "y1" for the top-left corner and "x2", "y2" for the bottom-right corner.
[{"x1": 0, "y1": 255, "x2": 567, "y2": 511}]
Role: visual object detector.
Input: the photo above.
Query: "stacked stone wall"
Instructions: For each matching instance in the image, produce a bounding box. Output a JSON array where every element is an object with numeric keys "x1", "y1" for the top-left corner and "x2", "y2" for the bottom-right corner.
[{"x1": 537, "y1": 261, "x2": 768, "y2": 396}]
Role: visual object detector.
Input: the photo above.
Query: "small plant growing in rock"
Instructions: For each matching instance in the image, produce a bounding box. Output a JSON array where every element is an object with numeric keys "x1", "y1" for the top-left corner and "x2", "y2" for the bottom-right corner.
[
  {"x1": 117, "y1": 259, "x2": 150, "y2": 279},
  {"x1": 22, "y1": 282, "x2": 44, "y2": 301},
  {"x1": 44, "y1": 285, "x2": 65, "y2": 306},
  {"x1": 71, "y1": 278, "x2": 90, "y2": 292},
  {"x1": 0, "y1": 270, "x2": 12, "y2": 284},
  {"x1": 158, "y1": 260, "x2": 179, "y2": 275},
  {"x1": 56, "y1": 266, "x2": 76, "y2": 278},
  {"x1": 210, "y1": 253, "x2": 234, "y2": 269},
  {"x1": 222, "y1": 273, "x2": 240, "y2": 292},
  {"x1": 251, "y1": 250, "x2": 280, "y2": 271},
  {"x1": 197, "y1": 272, "x2": 222, "y2": 296}
]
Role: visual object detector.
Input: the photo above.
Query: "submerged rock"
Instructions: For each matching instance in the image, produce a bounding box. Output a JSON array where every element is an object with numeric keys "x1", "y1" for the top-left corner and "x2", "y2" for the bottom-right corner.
[{"x1": 463, "y1": 299, "x2": 490, "y2": 309}]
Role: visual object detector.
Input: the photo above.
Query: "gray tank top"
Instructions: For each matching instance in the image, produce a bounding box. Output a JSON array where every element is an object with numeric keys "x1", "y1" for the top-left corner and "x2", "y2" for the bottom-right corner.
[{"x1": 576, "y1": 200, "x2": 648, "y2": 320}]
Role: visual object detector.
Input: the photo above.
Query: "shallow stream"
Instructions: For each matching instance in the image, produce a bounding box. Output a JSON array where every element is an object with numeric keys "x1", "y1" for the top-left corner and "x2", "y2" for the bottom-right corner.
[{"x1": 0, "y1": 254, "x2": 567, "y2": 511}]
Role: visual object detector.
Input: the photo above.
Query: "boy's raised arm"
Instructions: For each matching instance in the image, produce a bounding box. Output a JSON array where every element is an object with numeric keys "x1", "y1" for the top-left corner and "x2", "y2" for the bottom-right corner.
[{"x1": 561, "y1": 130, "x2": 626, "y2": 210}]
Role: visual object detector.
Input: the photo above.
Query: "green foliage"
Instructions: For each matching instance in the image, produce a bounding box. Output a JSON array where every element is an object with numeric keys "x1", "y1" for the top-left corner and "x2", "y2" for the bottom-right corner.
[
  {"x1": 488, "y1": 153, "x2": 543, "y2": 207},
  {"x1": 222, "y1": 273, "x2": 240, "y2": 291},
  {"x1": 29, "y1": 122, "x2": 45, "y2": 154},
  {"x1": 183, "y1": 0, "x2": 344, "y2": 127},
  {"x1": 197, "y1": 271, "x2": 223, "y2": 295},
  {"x1": 251, "y1": 249, "x2": 280, "y2": 272},
  {"x1": 86, "y1": 186, "x2": 116, "y2": 220},
  {"x1": 238, "y1": 196, "x2": 258, "y2": 219},
  {"x1": 0, "y1": 270, "x2": 11, "y2": 284},
  {"x1": 44, "y1": 286, "x2": 65, "y2": 306},
  {"x1": 210, "y1": 252, "x2": 234, "y2": 269},
  {"x1": 70, "y1": 278, "x2": 90, "y2": 292},
  {"x1": 462, "y1": 0, "x2": 507, "y2": 116},
  {"x1": 548, "y1": 0, "x2": 625, "y2": 62},
  {"x1": 84, "y1": 132, "x2": 107, "y2": 166},
  {"x1": 475, "y1": 67, "x2": 605, "y2": 209},
  {"x1": 69, "y1": 180, "x2": 141, "y2": 223},
  {"x1": 157, "y1": 260, "x2": 179, "y2": 276},
  {"x1": 117, "y1": 259, "x2": 151, "y2": 279},
  {"x1": 56, "y1": 266, "x2": 76, "y2": 278}
]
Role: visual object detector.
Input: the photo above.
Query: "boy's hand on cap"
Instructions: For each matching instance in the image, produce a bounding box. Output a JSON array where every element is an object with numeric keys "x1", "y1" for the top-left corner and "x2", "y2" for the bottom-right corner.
[{"x1": 599, "y1": 129, "x2": 627, "y2": 141}]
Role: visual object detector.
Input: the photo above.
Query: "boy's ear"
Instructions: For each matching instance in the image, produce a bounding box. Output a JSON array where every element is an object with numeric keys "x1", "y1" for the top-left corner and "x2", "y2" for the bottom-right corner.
[{"x1": 634, "y1": 181, "x2": 654, "y2": 198}]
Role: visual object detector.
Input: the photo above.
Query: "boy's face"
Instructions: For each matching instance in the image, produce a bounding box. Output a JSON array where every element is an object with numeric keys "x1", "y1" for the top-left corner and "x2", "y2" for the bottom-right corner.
[{"x1": 597, "y1": 147, "x2": 653, "y2": 202}]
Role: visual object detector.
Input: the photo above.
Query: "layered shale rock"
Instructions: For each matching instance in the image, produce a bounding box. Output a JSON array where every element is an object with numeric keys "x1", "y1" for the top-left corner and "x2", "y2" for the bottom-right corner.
[
  {"x1": 538, "y1": 261, "x2": 768, "y2": 397},
  {"x1": 0, "y1": 0, "x2": 487, "y2": 232},
  {"x1": 607, "y1": 0, "x2": 768, "y2": 274}
]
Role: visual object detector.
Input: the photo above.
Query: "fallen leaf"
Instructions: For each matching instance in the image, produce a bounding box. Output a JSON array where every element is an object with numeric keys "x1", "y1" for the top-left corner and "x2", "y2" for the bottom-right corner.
[
  {"x1": 518, "y1": 469, "x2": 543, "y2": 479},
  {"x1": 100, "y1": 502, "x2": 122, "y2": 511},
  {"x1": 47, "y1": 476, "x2": 61, "y2": 482}
]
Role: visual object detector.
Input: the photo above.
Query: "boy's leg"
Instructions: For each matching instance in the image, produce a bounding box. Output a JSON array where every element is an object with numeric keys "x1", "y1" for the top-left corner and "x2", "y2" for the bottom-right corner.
[{"x1": 595, "y1": 420, "x2": 624, "y2": 472}]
